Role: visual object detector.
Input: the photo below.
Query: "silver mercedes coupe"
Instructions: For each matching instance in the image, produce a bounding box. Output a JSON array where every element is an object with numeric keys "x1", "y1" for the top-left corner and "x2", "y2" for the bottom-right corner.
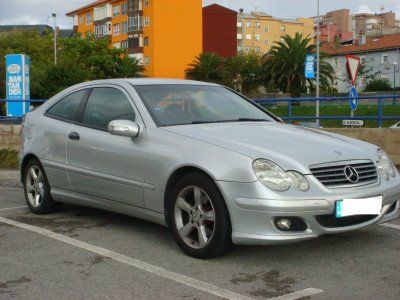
[{"x1": 20, "y1": 79, "x2": 400, "y2": 258}]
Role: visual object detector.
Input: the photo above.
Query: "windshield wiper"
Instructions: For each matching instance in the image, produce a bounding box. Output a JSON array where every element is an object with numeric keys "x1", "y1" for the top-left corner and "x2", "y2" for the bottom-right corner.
[
  {"x1": 190, "y1": 118, "x2": 270, "y2": 125},
  {"x1": 236, "y1": 118, "x2": 270, "y2": 122}
]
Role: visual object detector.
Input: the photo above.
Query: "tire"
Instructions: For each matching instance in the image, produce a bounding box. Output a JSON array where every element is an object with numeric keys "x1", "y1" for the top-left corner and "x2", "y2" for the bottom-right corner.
[
  {"x1": 23, "y1": 158, "x2": 61, "y2": 214},
  {"x1": 167, "y1": 173, "x2": 233, "y2": 259}
]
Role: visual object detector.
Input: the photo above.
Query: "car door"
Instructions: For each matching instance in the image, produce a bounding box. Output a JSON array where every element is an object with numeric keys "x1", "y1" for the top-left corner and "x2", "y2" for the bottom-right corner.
[
  {"x1": 41, "y1": 88, "x2": 90, "y2": 190},
  {"x1": 66, "y1": 85, "x2": 148, "y2": 208}
]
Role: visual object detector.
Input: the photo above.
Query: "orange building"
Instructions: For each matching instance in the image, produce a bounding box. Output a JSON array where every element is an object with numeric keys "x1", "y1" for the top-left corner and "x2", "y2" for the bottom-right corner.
[{"x1": 66, "y1": 0, "x2": 202, "y2": 78}]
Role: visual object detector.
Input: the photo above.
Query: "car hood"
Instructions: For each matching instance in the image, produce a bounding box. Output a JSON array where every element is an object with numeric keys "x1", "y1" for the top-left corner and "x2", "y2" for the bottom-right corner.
[{"x1": 163, "y1": 122, "x2": 378, "y2": 174}]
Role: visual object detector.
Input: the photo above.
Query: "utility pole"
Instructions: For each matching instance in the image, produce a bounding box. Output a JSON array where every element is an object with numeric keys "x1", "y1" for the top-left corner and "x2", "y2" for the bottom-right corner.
[
  {"x1": 316, "y1": 0, "x2": 320, "y2": 127},
  {"x1": 52, "y1": 13, "x2": 57, "y2": 65}
]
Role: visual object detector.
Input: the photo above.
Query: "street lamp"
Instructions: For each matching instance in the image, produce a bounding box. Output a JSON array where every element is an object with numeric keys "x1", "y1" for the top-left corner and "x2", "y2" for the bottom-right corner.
[
  {"x1": 393, "y1": 62, "x2": 398, "y2": 90},
  {"x1": 52, "y1": 13, "x2": 57, "y2": 65},
  {"x1": 316, "y1": 0, "x2": 320, "y2": 127}
]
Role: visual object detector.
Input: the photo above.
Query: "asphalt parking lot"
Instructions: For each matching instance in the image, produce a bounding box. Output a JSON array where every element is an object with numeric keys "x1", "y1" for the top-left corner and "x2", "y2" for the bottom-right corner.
[{"x1": 1, "y1": 170, "x2": 400, "y2": 299}]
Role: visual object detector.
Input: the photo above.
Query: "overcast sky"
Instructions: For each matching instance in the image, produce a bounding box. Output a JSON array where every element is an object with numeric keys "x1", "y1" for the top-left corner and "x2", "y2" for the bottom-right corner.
[{"x1": 0, "y1": 0, "x2": 399, "y2": 29}]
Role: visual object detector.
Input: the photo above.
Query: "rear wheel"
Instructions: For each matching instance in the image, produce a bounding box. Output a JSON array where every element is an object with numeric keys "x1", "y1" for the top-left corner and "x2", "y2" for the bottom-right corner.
[
  {"x1": 168, "y1": 173, "x2": 233, "y2": 259},
  {"x1": 23, "y1": 158, "x2": 60, "y2": 214}
]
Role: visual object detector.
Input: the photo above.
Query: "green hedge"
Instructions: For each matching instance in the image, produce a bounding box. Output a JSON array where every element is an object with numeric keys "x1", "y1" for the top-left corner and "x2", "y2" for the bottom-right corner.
[{"x1": 0, "y1": 149, "x2": 19, "y2": 169}]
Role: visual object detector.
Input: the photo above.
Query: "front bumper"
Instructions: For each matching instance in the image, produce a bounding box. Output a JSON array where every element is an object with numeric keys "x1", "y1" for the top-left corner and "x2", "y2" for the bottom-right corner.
[{"x1": 217, "y1": 181, "x2": 400, "y2": 245}]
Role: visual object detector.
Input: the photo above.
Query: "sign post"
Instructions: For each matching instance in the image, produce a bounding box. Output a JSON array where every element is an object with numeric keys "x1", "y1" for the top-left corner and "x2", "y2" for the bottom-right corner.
[
  {"x1": 345, "y1": 55, "x2": 361, "y2": 119},
  {"x1": 5, "y1": 54, "x2": 30, "y2": 117}
]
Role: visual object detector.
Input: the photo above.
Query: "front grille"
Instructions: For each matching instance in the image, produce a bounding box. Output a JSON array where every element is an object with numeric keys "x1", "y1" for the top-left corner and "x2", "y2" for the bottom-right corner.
[
  {"x1": 315, "y1": 214, "x2": 377, "y2": 228},
  {"x1": 310, "y1": 160, "x2": 378, "y2": 188}
]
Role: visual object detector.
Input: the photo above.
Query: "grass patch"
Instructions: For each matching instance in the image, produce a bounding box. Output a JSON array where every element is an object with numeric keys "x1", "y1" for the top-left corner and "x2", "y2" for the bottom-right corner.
[
  {"x1": 0, "y1": 149, "x2": 19, "y2": 169},
  {"x1": 263, "y1": 103, "x2": 400, "y2": 128}
]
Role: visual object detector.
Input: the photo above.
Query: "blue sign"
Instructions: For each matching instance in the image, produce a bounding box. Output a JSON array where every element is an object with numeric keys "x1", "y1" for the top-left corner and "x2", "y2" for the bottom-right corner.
[
  {"x1": 6, "y1": 54, "x2": 30, "y2": 117},
  {"x1": 305, "y1": 54, "x2": 316, "y2": 79},
  {"x1": 349, "y1": 86, "x2": 358, "y2": 112}
]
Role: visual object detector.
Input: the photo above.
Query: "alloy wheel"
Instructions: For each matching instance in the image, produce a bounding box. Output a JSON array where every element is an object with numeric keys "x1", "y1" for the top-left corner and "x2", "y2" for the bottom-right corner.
[
  {"x1": 25, "y1": 165, "x2": 45, "y2": 208},
  {"x1": 174, "y1": 186, "x2": 216, "y2": 249}
]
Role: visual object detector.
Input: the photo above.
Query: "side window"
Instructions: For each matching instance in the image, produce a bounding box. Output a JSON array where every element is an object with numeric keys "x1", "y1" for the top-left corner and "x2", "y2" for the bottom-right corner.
[
  {"x1": 82, "y1": 87, "x2": 135, "y2": 130},
  {"x1": 46, "y1": 89, "x2": 88, "y2": 121}
]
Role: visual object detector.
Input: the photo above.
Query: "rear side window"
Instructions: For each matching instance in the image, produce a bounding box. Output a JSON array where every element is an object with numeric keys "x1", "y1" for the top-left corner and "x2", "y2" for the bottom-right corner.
[
  {"x1": 46, "y1": 89, "x2": 88, "y2": 121},
  {"x1": 82, "y1": 87, "x2": 135, "y2": 130}
]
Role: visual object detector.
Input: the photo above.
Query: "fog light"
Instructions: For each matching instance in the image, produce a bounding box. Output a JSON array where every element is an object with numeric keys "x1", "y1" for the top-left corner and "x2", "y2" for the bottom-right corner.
[
  {"x1": 276, "y1": 218, "x2": 292, "y2": 230},
  {"x1": 274, "y1": 217, "x2": 308, "y2": 232}
]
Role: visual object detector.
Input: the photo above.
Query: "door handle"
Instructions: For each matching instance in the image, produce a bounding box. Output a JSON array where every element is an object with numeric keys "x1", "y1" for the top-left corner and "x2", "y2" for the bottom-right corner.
[{"x1": 68, "y1": 132, "x2": 80, "y2": 141}]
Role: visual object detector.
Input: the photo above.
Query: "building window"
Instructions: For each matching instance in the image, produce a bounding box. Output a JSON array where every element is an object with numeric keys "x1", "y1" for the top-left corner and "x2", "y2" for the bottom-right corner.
[
  {"x1": 237, "y1": 33, "x2": 243, "y2": 39},
  {"x1": 255, "y1": 22, "x2": 260, "y2": 28},
  {"x1": 113, "y1": 42, "x2": 121, "y2": 49},
  {"x1": 121, "y1": 40, "x2": 129, "y2": 49},
  {"x1": 113, "y1": 5, "x2": 120, "y2": 17},
  {"x1": 280, "y1": 25, "x2": 286, "y2": 32},
  {"x1": 237, "y1": 46, "x2": 242, "y2": 52},
  {"x1": 128, "y1": 0, "x2": 141, "y2": 11},
  {"x1": 114, "y1": 23, "x2": 120, "y2": 35},
  {"x1": 245, "y1": 46, "x2": 251, "y2": 52},
  {"x1": 237, "y1": 22, "x2": 242, "y2": 28},
  {"x1": 122, "y1": 21, "x2": 128, "y2": 33},
  {"x1": 86, "y1": 13, "x2": 92, "y2": 25},
  {"x1": 121, "y1": 2, "x2": 128, "y2": 14},
  {"x1": 144, "y1": 17, "x2": 150, "y2": 26},
  {"x1": 264, "y1": 39, "x2": 269, "y2": 45},
  {"x1": 128, "y1": 15, "x2": 142, "y2": 31},
  {"x1": 264, "y1": 26, "x2": 269, "y2": 32},
  {"x1": 79, "y1": 16, "x2": 84, "y2": 24},
  {"x1": 255, "y1": 34, "x2": 261, "y2": 42},
  {"x1": 245, "y1": 21, "x2": 251, "y2": 28},
  {"x1": 381, "y1": 54, "x2": 389, "y2": 64},
  {"x1": 245, "y1": 34, "x2": 251, "y2": 40},
  {"x1": 144, "y1": 37, "x2": 149, "y2": 46},
  {"x1": 254, "y1": 46, "x2": 260, "y2": 52},
  {"x1": 144, "y1": 56, "x2": 150, "y2": 65},
  {"x1": 144, "y1": 0, "x2": 149, "y2": 7}
]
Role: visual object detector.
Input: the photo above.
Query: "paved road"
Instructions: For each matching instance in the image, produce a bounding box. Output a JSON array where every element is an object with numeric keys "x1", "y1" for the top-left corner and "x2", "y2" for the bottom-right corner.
[{"x1": 0, "y1": 170, "x2": 399, "y2": 299}]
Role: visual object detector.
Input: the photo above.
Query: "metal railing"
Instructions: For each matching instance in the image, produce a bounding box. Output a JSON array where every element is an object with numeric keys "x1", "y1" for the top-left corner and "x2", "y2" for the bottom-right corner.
[
  {"x1": 1, "y1": 95, "x2": 400, "y2": 127},
  {"x1": 253, "y1": 95, "x2": 400, "y2": 127}
]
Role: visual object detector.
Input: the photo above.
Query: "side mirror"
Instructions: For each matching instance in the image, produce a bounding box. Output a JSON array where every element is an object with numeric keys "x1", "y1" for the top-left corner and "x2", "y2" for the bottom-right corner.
[{"x1": 108, "y1": 120, "x2": 140, "y2": 138}]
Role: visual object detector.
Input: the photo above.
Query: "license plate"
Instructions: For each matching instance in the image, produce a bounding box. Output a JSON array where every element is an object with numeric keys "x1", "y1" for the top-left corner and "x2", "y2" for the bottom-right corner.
[{"x1": 336, "y1": 196, "x2": 383, "y2": 218}]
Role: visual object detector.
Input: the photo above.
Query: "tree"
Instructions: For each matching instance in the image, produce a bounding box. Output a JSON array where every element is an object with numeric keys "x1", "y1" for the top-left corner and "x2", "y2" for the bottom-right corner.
[
  {"x1": 114, "y1": 56, "x2": 144, "y2": 78},
  {"x1": 185, "y1": 52, "x2": 223, "y2": 83},
  {"x1": 259, "y1": 33, "x2": 335, "y2": 97},
  {"x1": 222, "y1": 52, "x2": 262, "y2": 96},
  {"x1": 364, "y1": 78, "x2": 392, "y2": 92}
]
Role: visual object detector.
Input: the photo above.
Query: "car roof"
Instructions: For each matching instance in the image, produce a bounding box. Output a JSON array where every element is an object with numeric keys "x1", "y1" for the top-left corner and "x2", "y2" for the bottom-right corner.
[{"x1": 77, "y1": 78, "x2": 221, "y2": 86}]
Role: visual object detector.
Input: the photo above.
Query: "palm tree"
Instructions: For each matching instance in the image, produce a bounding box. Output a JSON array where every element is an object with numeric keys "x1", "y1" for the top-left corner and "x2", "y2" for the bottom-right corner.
[
  {"x1": 114, "y1": 56, "x2": 144, "y2": 78},
  {"x1": 185, "y1": 52, "x2": 223, "y2": 83},
  {"x1": 259, "y1": 33, "x2": 335, "y2": 97}
]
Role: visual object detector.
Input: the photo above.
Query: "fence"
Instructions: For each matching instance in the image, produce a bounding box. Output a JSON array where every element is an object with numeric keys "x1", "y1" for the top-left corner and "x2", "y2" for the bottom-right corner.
[
  {"x1": 1, "y1": 95, "x2": 400, "y2": 127},
  {"x1": 254, "y1": 95, "x2": 400, "y2": 128}
]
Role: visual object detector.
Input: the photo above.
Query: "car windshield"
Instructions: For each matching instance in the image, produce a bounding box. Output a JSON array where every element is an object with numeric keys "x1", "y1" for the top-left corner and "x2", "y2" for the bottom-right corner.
[{"x1": 133, "y1": 84, "x2": 276, "y2": 126}]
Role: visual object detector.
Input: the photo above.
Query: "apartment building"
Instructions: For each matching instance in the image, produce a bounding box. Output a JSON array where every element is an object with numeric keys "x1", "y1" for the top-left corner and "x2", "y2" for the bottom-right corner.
[
  {"x1": 237, "y1": 10, "x2": 314, "y2": 54},
  {"x1": 66, "y1": 0, "x2": 202, "y2": 78},
  {"x1": 354, "y1": 11, "x2": 400, "y2": 37}
]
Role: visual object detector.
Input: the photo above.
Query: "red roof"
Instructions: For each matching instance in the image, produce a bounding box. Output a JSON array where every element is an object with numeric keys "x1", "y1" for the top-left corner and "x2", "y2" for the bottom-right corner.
[
  {"x1": 321, "y1": 33, "x2": 400, "y2": 56},
  {"x1": 66, "y1": 0, "x2": 113, "y2": 16}
]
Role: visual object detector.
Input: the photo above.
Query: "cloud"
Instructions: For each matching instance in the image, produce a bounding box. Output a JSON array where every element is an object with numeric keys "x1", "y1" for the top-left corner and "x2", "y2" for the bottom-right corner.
[{"x1": 357, "y1": 5, "x2": 373, "y2": 14}]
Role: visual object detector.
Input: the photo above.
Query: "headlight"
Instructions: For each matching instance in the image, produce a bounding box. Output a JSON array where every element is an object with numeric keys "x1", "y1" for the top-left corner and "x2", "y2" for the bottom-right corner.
[
  {"x1": 252, "y1": 159, "x2": 309, "y2": 192},
  {"x1": 377, "y1": 149, "x2": 396, "y2": 180}
]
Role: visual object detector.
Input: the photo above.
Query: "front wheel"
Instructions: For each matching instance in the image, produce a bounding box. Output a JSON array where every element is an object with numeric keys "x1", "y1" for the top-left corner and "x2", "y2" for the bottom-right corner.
[
  {"x1": 23, "y1": 158, "x2": 61, "y2": 214},
  {"x1": 168, "y1": 173, "x2": 233, "y2": 259}
]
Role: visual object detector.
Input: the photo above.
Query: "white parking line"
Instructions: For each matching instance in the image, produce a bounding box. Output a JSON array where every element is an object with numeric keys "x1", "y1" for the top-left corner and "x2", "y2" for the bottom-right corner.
[
  {"x1": 269, "y1": 288, "x2": 323, "y2": 300},
  {"x1": 380, "y1": 223, "x2": 400, "y2": 230},
  {"x1": 0, "y1": 205, "x2": 28, "y2": 211},
  {"x1": 0, "y1": 215, "x2": 323, "y2": 300}
]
